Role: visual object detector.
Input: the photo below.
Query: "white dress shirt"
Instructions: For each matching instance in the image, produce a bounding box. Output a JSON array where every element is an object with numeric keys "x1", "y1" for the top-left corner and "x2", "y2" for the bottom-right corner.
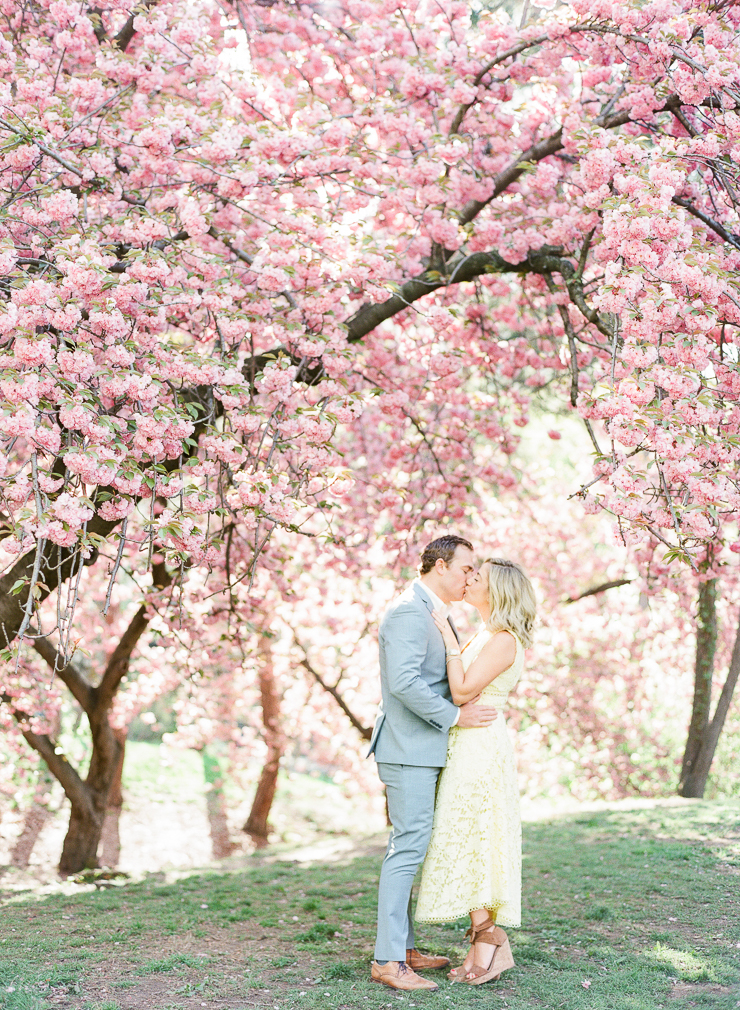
[{"x1": 414, "y1": 578, "x2": 448, "y2": 616}]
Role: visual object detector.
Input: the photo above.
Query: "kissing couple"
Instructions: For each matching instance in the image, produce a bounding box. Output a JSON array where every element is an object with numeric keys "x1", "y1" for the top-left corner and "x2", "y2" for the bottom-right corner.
[{"x1": 368, "y1": 534, "x2": 536, "y2": 992}]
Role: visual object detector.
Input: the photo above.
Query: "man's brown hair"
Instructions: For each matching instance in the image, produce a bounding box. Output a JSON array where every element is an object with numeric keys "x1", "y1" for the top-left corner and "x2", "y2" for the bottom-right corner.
[{"x1": 419, "y1": 534, "x2": 474, "y2": 575}]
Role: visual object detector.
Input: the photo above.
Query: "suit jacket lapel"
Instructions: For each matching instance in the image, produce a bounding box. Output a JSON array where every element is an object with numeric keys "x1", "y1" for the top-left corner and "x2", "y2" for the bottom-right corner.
[
  {"x1": 414, "y1": 582, "x2": 459, "y2": 644},
  {"x1": 414, "y1": 582, "x2": 434, "y2": 613}
]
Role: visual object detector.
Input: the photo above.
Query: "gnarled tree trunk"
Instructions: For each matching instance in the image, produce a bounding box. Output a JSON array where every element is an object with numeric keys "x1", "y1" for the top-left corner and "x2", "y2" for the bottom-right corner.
[
  {"x1": 678, "y1": 580, "x2": 740, "y2": 798},
  {"x1": 4, "y1": 562, "x2": 172, "y2": 875}
]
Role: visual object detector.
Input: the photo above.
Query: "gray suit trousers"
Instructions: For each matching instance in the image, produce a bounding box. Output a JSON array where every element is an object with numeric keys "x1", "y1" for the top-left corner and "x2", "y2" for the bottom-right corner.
[{"x1": 374, "y1": 763, "x2": 440, "y2": 961}]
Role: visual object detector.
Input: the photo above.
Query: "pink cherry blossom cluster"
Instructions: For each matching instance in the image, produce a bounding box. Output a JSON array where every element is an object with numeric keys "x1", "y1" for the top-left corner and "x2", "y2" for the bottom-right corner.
[{"x1": 1, "y1": 0, "x2": 740, "y2": 673}]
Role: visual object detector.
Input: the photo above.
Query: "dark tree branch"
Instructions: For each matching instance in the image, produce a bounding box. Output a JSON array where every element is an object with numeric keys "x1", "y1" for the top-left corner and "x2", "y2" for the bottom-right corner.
[
  {"x1": 672, "y1": 196, "x2": 740, "y2": 252},
  {"x1": 109, "y1": 225, "x2": 252, "y2": 274},
  {"x1": 22, "y1": 729, "x2": 93, "y2": 814},
  {"x1": 680, "y1": 578, "x2": 719, "y2": 795},
  {"x1": 1, "y1": 692, "x2": 93, "y2": 815},
  {"x1": 345, "y1": 245, "x2": 613, "y2": 344},
  {"x1": 297, "y1": 651, "x2": 372, "y2": 741},
  {"x1": 565, "y1": 578, "x2": 633, "y2": 603},
  {"x1": 32, "y1": 637, "x2": 95, "y2": 714},
  {"x1": 447, "y1": 28, "x2": 572, "y2": 137},
  {"x1": 96, "y1": 561, "x2": 172, "y2": 709},
  {"x1": 113, "y1": 0, "x2": 158, "y2": 52},
  {"x1": 239, "y1": 244, "x2": 615, "y2": 391},
  {"x1": 339, "y1": 97, "x2": 709, "y2": 348},
  {"x1": 88, "y1": 6, "x2": 107, "y2": 43},
  {"x1": 458, "y1": 128, "x2": 565, "y2": 227},
  {"x1": 459, "y1": 108, "x2": 632, "y2": 227},
  {"x1": 208, "y1": 225, "x2": 253, "y2": 265},
  {"x1": 113, "y1": 18, "x2": 137, "y2": 51}
]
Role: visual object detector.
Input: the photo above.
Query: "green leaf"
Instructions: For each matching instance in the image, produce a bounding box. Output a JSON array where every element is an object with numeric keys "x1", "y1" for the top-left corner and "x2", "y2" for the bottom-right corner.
[{"x1": 9, "y1": 579, "x2": 26, "y2": 596}]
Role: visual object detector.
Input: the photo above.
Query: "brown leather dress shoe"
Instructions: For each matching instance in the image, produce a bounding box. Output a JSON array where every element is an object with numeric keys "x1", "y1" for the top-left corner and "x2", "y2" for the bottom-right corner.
[
  {"x1": 370, "y1": 961, "x2": 439, "y2": 991},
  {"x1": 406, "y1": 948, "x2": 451, "y2": 970}
]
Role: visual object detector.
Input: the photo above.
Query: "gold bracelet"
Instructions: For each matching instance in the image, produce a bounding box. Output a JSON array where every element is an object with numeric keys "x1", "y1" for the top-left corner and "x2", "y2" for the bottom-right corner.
[{"x1": 446, "y1": 652, "x2": 461, "y2": 660}]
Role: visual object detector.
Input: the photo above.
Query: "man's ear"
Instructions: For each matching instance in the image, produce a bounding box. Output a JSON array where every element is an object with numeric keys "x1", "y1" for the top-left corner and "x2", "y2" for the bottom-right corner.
[{"x1": 435, "y1": 557, "x2": 447, "y2": 574}]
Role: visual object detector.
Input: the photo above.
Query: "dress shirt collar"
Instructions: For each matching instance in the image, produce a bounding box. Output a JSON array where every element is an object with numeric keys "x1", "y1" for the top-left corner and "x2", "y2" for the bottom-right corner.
[{"x1": 414, "y1": 578, "x2": 449, "y2": 617}]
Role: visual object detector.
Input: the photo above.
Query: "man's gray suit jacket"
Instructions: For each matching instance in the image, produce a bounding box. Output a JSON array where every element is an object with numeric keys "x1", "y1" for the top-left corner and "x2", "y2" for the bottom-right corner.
[{"x1": 368, "y1": 582, "x2": 459, "y2": 767}]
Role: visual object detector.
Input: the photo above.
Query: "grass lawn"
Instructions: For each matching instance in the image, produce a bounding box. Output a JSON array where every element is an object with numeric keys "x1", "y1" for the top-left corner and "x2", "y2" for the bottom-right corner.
[{"x1": 1, "y1": 800, "x2": 739, "y2": 1010}]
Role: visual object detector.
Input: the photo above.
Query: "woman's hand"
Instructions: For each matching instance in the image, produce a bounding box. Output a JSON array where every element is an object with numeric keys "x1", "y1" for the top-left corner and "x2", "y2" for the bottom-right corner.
[{"x1": 432, "y1": 609, "x2": 459, "y2": 652}]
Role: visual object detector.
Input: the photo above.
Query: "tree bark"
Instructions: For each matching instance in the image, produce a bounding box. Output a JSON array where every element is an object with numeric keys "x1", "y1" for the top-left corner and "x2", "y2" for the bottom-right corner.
[
  {"x1": 99, "y1": 727, "x2": 127, "y2": 868},
  {"x1": 565, "y1": 578, "x2": 633, "y2": 603},
  {"x1": 59, "y1": 800, "x2": 107, "y2": 874},
  {"x1": 243, "y1": 633, "x2": 284, "y2": 848},
  {"x1": 679, "y1": 578, "x2": 718, "y2": 796},
  {"x1": 679, "y1": 592, "x2": 740, "y2": 798}
]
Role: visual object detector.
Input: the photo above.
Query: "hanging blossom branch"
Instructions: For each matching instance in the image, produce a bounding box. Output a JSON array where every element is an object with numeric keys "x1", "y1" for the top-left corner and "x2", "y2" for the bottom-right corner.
[{"x1": 291, "y1": 631, "x2": 372, "y2": 741}]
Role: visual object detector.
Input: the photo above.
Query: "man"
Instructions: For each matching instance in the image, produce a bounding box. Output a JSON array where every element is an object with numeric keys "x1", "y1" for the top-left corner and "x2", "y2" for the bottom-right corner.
[{"x1": 368, "y1": 534, "x2": 499, "y2": 992}]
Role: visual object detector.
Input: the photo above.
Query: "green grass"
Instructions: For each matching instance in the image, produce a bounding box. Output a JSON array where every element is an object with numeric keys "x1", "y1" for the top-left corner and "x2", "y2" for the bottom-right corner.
[
  {"x1": 121, "y1": 742, "x2": 204, "y2": 800},
  {"x1": 1, "y1": 800, "x2": 739, "y2": 1009}
]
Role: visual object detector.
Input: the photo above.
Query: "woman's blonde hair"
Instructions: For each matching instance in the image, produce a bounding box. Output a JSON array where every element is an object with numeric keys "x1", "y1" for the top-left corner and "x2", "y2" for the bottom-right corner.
[{"x1": 484, "y1": 558, "x2": 536, "y2": 649}]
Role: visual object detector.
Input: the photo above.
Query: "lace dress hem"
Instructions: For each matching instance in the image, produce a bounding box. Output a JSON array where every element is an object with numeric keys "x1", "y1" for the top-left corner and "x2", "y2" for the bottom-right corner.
[{"x1": 416, "y1": 900, "x2": 520, "y2": 927}]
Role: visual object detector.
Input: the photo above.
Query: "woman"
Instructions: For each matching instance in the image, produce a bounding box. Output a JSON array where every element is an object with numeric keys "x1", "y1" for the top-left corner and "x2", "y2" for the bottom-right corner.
[{"x1": 415, "y1": 558, "x2": 536, "y2": 985}]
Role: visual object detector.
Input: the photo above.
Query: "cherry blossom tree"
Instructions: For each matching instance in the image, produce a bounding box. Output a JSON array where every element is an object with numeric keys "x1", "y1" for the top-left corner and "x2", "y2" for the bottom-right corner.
[{"x1": 3, "y1": 0, "x2": 740, "y2": 867}]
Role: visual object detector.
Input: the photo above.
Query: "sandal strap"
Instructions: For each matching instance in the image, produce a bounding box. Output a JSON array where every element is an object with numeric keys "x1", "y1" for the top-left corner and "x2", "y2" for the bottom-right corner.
[
  {"x1": 474, "y1": 926, "x2": 507, "y2": 947},
  {"x1": 465, "y1": 964, "x2": 489, "y2": 979},
  {"x1": 464, "y1": 917, "x2": 495, "y2": 943}
]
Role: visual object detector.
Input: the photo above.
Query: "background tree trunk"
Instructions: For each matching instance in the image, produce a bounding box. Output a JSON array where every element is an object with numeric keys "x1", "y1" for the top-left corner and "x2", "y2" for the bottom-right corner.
[
  {"x1": 9, "y1": 770, "x2": 55, "y2": 870},
  {"x1": 202, "y1": 747, "x2": 236, "y2": 859},
  {"x1": 679, "y1": 578, "x2": 718, "y2": 796},
  {"x1": 679, "y1": 587, "x2": 740, "y2": 798},
  {"x1": 99, "y1": 728, "x2": 127, "y2": 868},
  {"x1": 243, "y1": 632, "x2": 284, "y2": 848},
  {"x1": 10, "y1": 803, "x2": 51, "y2": 869}
]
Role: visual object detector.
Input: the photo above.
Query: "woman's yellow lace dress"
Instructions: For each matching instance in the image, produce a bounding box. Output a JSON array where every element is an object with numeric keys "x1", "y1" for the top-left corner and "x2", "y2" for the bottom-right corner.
[{"x1": 415, "y1": 627, "x2": 523, "y2": 926}]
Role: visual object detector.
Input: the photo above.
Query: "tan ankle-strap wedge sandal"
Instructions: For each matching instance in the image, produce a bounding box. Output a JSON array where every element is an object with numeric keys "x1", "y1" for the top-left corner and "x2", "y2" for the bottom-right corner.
[{"x1": 449, "y1": 918, "x2": 515, "y2": 985}]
